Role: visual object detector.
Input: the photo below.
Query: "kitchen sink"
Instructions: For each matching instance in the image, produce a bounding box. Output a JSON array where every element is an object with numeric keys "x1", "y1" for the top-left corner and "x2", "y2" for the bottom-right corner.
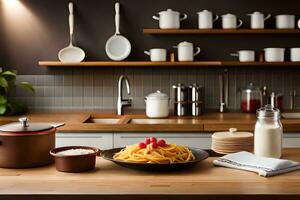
[
  {"x1": 85, "y1": 118, "x2": 120, "y2": 124},
  {"x1": 282, "y1": 113, "x2": 300, "y2": 119},
  {"x1": 129, "y1": 118, "x2": 198, "y2": 124}
]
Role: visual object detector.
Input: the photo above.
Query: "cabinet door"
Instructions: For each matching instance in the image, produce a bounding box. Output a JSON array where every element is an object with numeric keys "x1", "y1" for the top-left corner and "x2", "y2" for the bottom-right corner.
[
  {"x1": 114, "y1": 133, "x2": 212, "y2": 149},
  {"x1": 56, "y1": 133, "x2": 113, "y2": 150},
  {"x1": 283, "y1": 133, "x2": 300, "y2": 147}
]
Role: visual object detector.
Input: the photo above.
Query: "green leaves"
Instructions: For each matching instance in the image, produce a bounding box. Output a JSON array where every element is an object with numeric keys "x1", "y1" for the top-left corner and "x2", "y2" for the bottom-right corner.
[
  {"x1": 0, "y1": 69, "x2": 34, "y2": 116},
  {"x1": 20, "y1": 81, "x2": 35, "y2": 93}
]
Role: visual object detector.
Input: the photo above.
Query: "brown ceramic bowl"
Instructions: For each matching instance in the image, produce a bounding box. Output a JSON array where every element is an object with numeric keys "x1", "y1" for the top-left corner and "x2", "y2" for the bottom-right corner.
[{"x1": 50, "y1": 146, "x2": 100, "y2": 173}]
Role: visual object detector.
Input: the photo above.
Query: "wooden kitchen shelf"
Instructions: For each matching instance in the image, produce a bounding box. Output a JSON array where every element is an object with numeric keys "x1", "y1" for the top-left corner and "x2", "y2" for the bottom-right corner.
[
  {"x1": 143, "y1": 29, "x2": 300, "y2": 35},
  {"x1": 39, "y1": 61, "x2": 300, "y2": 68}
]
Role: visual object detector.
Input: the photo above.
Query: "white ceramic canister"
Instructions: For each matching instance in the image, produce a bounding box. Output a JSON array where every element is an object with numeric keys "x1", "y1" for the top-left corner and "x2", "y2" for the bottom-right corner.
[
  {"x1": 254, "y1": 105, "x2": 283, "y2": 158},
  {"x1": 264, "y1": 48, "x2": 285, "y2": 62},
  {"x1": 290, "y1": 48, "x2": 300, "y2": 62},
  {"x1": 174, "y1": 41, "x2": 201, "y2": 62},
  {"x1": 197, "y1": 10, "x2": 219, "y2": 29},
  {"x1": 230, "y1": 50, "x2": 255, "y2": 62},
  {"x1": 144, "y1": 49, "x2": 167, "y2": 62},
  {"x1": 247, "y1": 12, "x2": 271, "y2": 29},
  {"x1": 145, "y1": 91, "x2": 169, "y2": 118},
  {"x1": 275, "y1": 15, "x2": 295, "y2": 29},
  {"x1": 221, "y1": 13, "x2": 243, "y2": 29},
  {"x1": 153, "y1": 9, "x2": 187, "y2": 29}
]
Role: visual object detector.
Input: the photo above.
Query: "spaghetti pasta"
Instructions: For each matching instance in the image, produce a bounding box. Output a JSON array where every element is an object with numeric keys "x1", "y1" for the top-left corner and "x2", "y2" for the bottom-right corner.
[{"x1": 113, "y1": 142, "x2": 196, "y2": 164}]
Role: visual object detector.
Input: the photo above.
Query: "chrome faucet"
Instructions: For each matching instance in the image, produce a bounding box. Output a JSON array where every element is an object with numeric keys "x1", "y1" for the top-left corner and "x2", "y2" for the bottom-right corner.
[
  {"x1": 117, "y1": 75, "x2": 132, "y2": 115},
  {"x1": 219, "y1": 69, "x2": 229, "y2": 112}
]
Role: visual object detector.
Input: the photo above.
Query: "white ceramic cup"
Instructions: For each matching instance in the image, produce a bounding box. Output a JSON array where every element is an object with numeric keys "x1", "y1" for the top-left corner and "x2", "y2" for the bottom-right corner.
[
  {"x1": 264, "y1": 48, "x2": 285, "y2": 62},
  {"x1": 290, "y1": 48, "x2": 300, "y2": 62},
  {"x1": 230, "y1": 50, "x2": 255, "y2": 62},
  {"x1": 248, "y1": 12, "x2": 271, "y2": 29},
  {"x1": 144, "y1": 49, "x2": 167, "y2": 62},
  {"x1": 197, "y1": 10, "x2": 219, "y2": 29},
  {"x1": 221, "y1": 14, "x2": 243, "y2": 29},
  {"x1": 275, "y1": 15, "x2": 295, "y2": 29}
]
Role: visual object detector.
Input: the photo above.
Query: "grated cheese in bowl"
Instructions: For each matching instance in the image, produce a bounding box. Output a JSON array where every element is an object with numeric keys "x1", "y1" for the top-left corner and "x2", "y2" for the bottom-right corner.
[{"x1": 56, "y1": 149, "x2": 95, "y2": 156}]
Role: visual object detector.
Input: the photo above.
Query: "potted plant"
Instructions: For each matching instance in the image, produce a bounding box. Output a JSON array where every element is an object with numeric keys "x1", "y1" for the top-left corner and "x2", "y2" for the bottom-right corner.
[{"x1": 0, "y1": 68, "x2": 34, "y2": 115}]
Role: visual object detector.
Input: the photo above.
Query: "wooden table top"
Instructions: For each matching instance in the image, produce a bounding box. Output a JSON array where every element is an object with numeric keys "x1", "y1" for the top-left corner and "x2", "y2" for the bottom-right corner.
[
  {"x1": 0, "y1": 148, "x2": 300, "y2": 198},
  {"x1": 1, "y1": 110, "x2": 300, "y2": 133}
]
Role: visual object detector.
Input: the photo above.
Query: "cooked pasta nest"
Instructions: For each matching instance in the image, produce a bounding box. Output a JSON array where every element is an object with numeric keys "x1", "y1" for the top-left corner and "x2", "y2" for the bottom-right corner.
[{"x1": 113, "y1": 143, "x2": 196, "y2": 164}]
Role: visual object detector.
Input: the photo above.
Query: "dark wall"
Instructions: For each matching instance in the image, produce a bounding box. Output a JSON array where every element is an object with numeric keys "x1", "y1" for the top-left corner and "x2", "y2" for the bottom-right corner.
[{"x1": 0, "y1": 0, "x2": 300, "y2": 74}]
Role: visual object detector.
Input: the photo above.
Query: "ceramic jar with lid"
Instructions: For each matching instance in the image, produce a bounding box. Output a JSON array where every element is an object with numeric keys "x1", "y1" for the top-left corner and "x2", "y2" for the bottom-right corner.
[
  {"x1": 247, "y1": 12, "x2": 271, "y2": 29},
  {"x1": 153, "y1": 9, "x2": 187, "y2": 29},
  {"x1": 221, "y1": 13, "x2": 243, "y2": 29},
  {"x1": 174, "y1": 41, "x2": 201, "y2": 61},
  {"x1": 254, "y1": 105, "x2": 283, "y2": 158},
  {"x1": 197, "y1": 10, "x2": 219, "y2": 29},
  {"x1": 145, "y1": 90, "x2": 169, "y2": 118},
  {"x1": 240, "y1": 83, "x2": 262, "y2": 113}
]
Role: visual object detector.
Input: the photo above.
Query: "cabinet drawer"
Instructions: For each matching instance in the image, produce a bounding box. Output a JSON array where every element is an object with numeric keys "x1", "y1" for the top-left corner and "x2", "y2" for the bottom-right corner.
[
  {"x1": 114, "y1": 133, "x2": 212, "y2": 149},
  {"x1": 56, "y1": 133, "x2": 113, "y2": 149},
  {"x1": 283, "y1": 133, "x2": 300, "y2": 147}
]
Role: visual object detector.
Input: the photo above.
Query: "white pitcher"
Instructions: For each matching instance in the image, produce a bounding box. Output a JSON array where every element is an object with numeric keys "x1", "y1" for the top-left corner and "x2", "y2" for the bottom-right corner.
[
  {"x1": 247, "y1": 12, "x2": 271, "y2": 29},
  {"x1": 174, "y1": 41, "x2": 201, "y2": 62},
  {"x1": 197, "y1": 10, "x2": 219, "y2": 29},
  {"x1": 221, "y1": 13, "x2": 243, "y2": 29}
]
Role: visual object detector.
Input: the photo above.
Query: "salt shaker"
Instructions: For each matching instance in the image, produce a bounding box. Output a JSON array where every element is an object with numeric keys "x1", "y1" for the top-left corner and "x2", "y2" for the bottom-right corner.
[{"x1": 254, "y1": 105, "x2": 283, "y2": 158}]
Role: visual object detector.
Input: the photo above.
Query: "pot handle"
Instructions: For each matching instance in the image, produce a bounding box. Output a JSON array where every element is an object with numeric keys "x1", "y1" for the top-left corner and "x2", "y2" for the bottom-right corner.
[
  {"x1": 180, "y1": 13, "x2": 188, "y2": 21},
  {"x1": 152, "y1": 15, "x2": 160, "y2": 20},
  {"x1": 237, "y1": 19, "x2": 243, "y2": 28},
  {"x1": 51, "y1": 123, "x2": 65, "y2": 128},
  {"x1": 194, "y1": 47, "x2": 201, "y2": 56},
  {"x1": 144, "y1": 51, "x2": 150, "y2": 56},
  {"x1": 213, "y1": 14, "x2": 219, "y2": 22},
  {"x1": 264, "y1": 14, "x2": 271, "y2": 21}
]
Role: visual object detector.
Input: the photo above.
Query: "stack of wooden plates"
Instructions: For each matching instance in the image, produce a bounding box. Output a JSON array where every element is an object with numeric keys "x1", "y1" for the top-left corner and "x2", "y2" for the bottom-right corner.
[{"x1": 211, "y1": 128, "x2": 254, "y2": 154}]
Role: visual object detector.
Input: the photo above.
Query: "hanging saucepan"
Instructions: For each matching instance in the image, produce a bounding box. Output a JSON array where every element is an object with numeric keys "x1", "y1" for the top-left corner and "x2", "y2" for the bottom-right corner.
[{"x1": 0, "y1": 117, "x2": 64, "y2": 169}]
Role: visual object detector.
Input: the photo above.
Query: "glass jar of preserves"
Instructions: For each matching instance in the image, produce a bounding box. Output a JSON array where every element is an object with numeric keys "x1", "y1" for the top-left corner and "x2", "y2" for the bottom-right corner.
[{"x1": 240, "y1": 83, "x2": 262, "y2": 113}]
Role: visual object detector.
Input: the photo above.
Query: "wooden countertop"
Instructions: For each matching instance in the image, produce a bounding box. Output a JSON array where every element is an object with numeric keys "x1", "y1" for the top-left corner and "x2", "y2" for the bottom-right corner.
[
  {"x1": 0, "y1": 148, "x2": 300, "y2": 200},
  {"x1": 0, "y1": 110, "x2": 300, "y2": 133}
]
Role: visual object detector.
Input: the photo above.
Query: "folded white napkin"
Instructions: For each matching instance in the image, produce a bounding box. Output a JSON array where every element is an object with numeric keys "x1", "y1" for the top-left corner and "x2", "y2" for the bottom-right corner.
[{"x1": 213, "y1": 151, "x2": 300, "y2": 177}]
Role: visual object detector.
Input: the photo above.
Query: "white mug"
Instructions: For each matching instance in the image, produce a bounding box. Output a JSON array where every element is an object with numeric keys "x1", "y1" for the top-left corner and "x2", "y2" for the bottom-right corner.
[
  {"x1": 144, "y1": 49, "x2": 167, "y2": 62},
  {"x1": 221, "y1": 13, "x2": 243, "y2": 29},
  {"x1": 276, "y1": 15, "x2": 295, "y2": 29},
  {"x1": 247, "y1": 12, "x2": 271, "y2": 29},
  {"x1": 174, "y1": 41, "x2": 201, "y2": 62},
  {"x1": 290, "y1": 48, "x2": 300, "y2": 62},
  {"x1": 264, "y1": 48, "x2": 285, "y2": 62},
  {"x1": 230, "y1": 50, "x2": 255, "y2": 62},
  {"x1": 197, "y1": 10, "x2": 219, "y2": 29}
]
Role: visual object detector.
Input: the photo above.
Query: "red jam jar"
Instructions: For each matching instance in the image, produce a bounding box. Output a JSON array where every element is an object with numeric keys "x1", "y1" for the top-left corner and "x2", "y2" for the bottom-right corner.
[{"x1": 240, "y1": 83, "x2": 262, "y2": 113}]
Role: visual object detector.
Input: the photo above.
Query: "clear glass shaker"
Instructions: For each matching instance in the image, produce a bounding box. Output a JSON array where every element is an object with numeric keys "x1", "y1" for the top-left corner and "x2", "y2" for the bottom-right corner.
[{"x1": 254, "y1": 105, "x2": 283, "y2": 158}]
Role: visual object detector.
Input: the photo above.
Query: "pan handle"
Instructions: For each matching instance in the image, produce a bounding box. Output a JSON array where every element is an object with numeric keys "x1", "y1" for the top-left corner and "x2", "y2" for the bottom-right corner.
[
  {"x1": 115, "y1": 2, "x2": 120, "y2": 35},
  {"x1": 51, "y1": 123, "x2": 65, "y2": 128}
]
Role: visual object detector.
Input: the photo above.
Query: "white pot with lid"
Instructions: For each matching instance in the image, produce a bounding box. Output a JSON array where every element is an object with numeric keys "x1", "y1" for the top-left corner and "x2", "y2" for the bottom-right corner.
[
  {"x1": 197, "y1": 10, "x2": 219, "y2": 29},
  {"x1": 247, "y1": 12, "x2": 271, "y2": 29},
  {"x1": 174, "y1": 41, "x2": 201, "y2": 61},
  {"x1": 221, "y1": 13, "x2": 243, "y2": 29},
  {"x1": 145, "y1": 91, "x2": 169, "y2": 118},
  {"x1": 153, "y1": 9, "x2": 187, "y2": 29}
]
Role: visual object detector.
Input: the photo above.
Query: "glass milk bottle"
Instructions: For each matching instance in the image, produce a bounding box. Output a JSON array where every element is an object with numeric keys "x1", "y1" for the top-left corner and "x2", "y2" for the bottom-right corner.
[{"x1": 254, "y1": 105, "x2": 283, "y2": 158}]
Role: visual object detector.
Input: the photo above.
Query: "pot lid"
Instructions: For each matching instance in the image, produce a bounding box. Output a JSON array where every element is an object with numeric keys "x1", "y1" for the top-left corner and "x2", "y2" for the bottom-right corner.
[
  {"x1": 159, "y1": 9, "x2": 180, "y2": 15},
  {"x1": 221, "y1": 13, "x2": 235, "y2": 18},
  {"x1": 212, "y1": 128, "x2": 254, "y2": 141},
  {"x1": 0, "y1": 117, "x2": 53, "y2": 133},
  {"x1": 146, "y1": 90, "x2": 169, "y2": 100},
  {"x1": 197, "y1": 9, "x2": 212, "y2": 14},
  {"x1": 177, "y1": 41, "x2": 193, "y2": 47}
]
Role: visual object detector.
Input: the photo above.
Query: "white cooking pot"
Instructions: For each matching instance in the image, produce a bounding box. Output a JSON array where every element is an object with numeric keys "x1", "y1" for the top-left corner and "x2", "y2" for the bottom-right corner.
[
  {"x1": 290, "y1": 48, "x2": 300, "y2": 62},
  {"x1": 275, "y1": 15, "x2": 295, "y2": 29},
  {"x1": 230, "y1": 50, "x2": 255, "y2": 62},
  {"x1": 153, "y1": 9, "x2": 187, "y2": 29},
  {"x1": 264, "y1": 48, "x2": 285, "y2": 62},
  {"x1": 197, "y1": 10, "x2": 219, "y2": 29},
  {"x1": 221, "y1": 13, "x2": 243, "y2": 29},
  {"x1": 145, "y1": 91, "x2": 169, "y2": 118},
  {"x1": 144, "y1": 48, "x2": 167, "y2": 62},
  {"x1": 174, "y1": 41, "x2": 201, "y2": 62}
]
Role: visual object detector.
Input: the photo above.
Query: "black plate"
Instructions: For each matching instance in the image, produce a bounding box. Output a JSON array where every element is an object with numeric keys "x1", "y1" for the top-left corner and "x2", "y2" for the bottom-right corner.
[{"x1": 101, "y1": 147, "x2": 209, "y2": 171}]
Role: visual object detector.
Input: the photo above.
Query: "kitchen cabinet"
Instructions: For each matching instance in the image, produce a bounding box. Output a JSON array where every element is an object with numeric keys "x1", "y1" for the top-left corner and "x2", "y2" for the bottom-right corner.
[
  {"x1": 114, "y1": 133, "x2": 212, "y2": 149},
  {"x1": 56, "y1": 133, "x2": 113, "y2": 149}
]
